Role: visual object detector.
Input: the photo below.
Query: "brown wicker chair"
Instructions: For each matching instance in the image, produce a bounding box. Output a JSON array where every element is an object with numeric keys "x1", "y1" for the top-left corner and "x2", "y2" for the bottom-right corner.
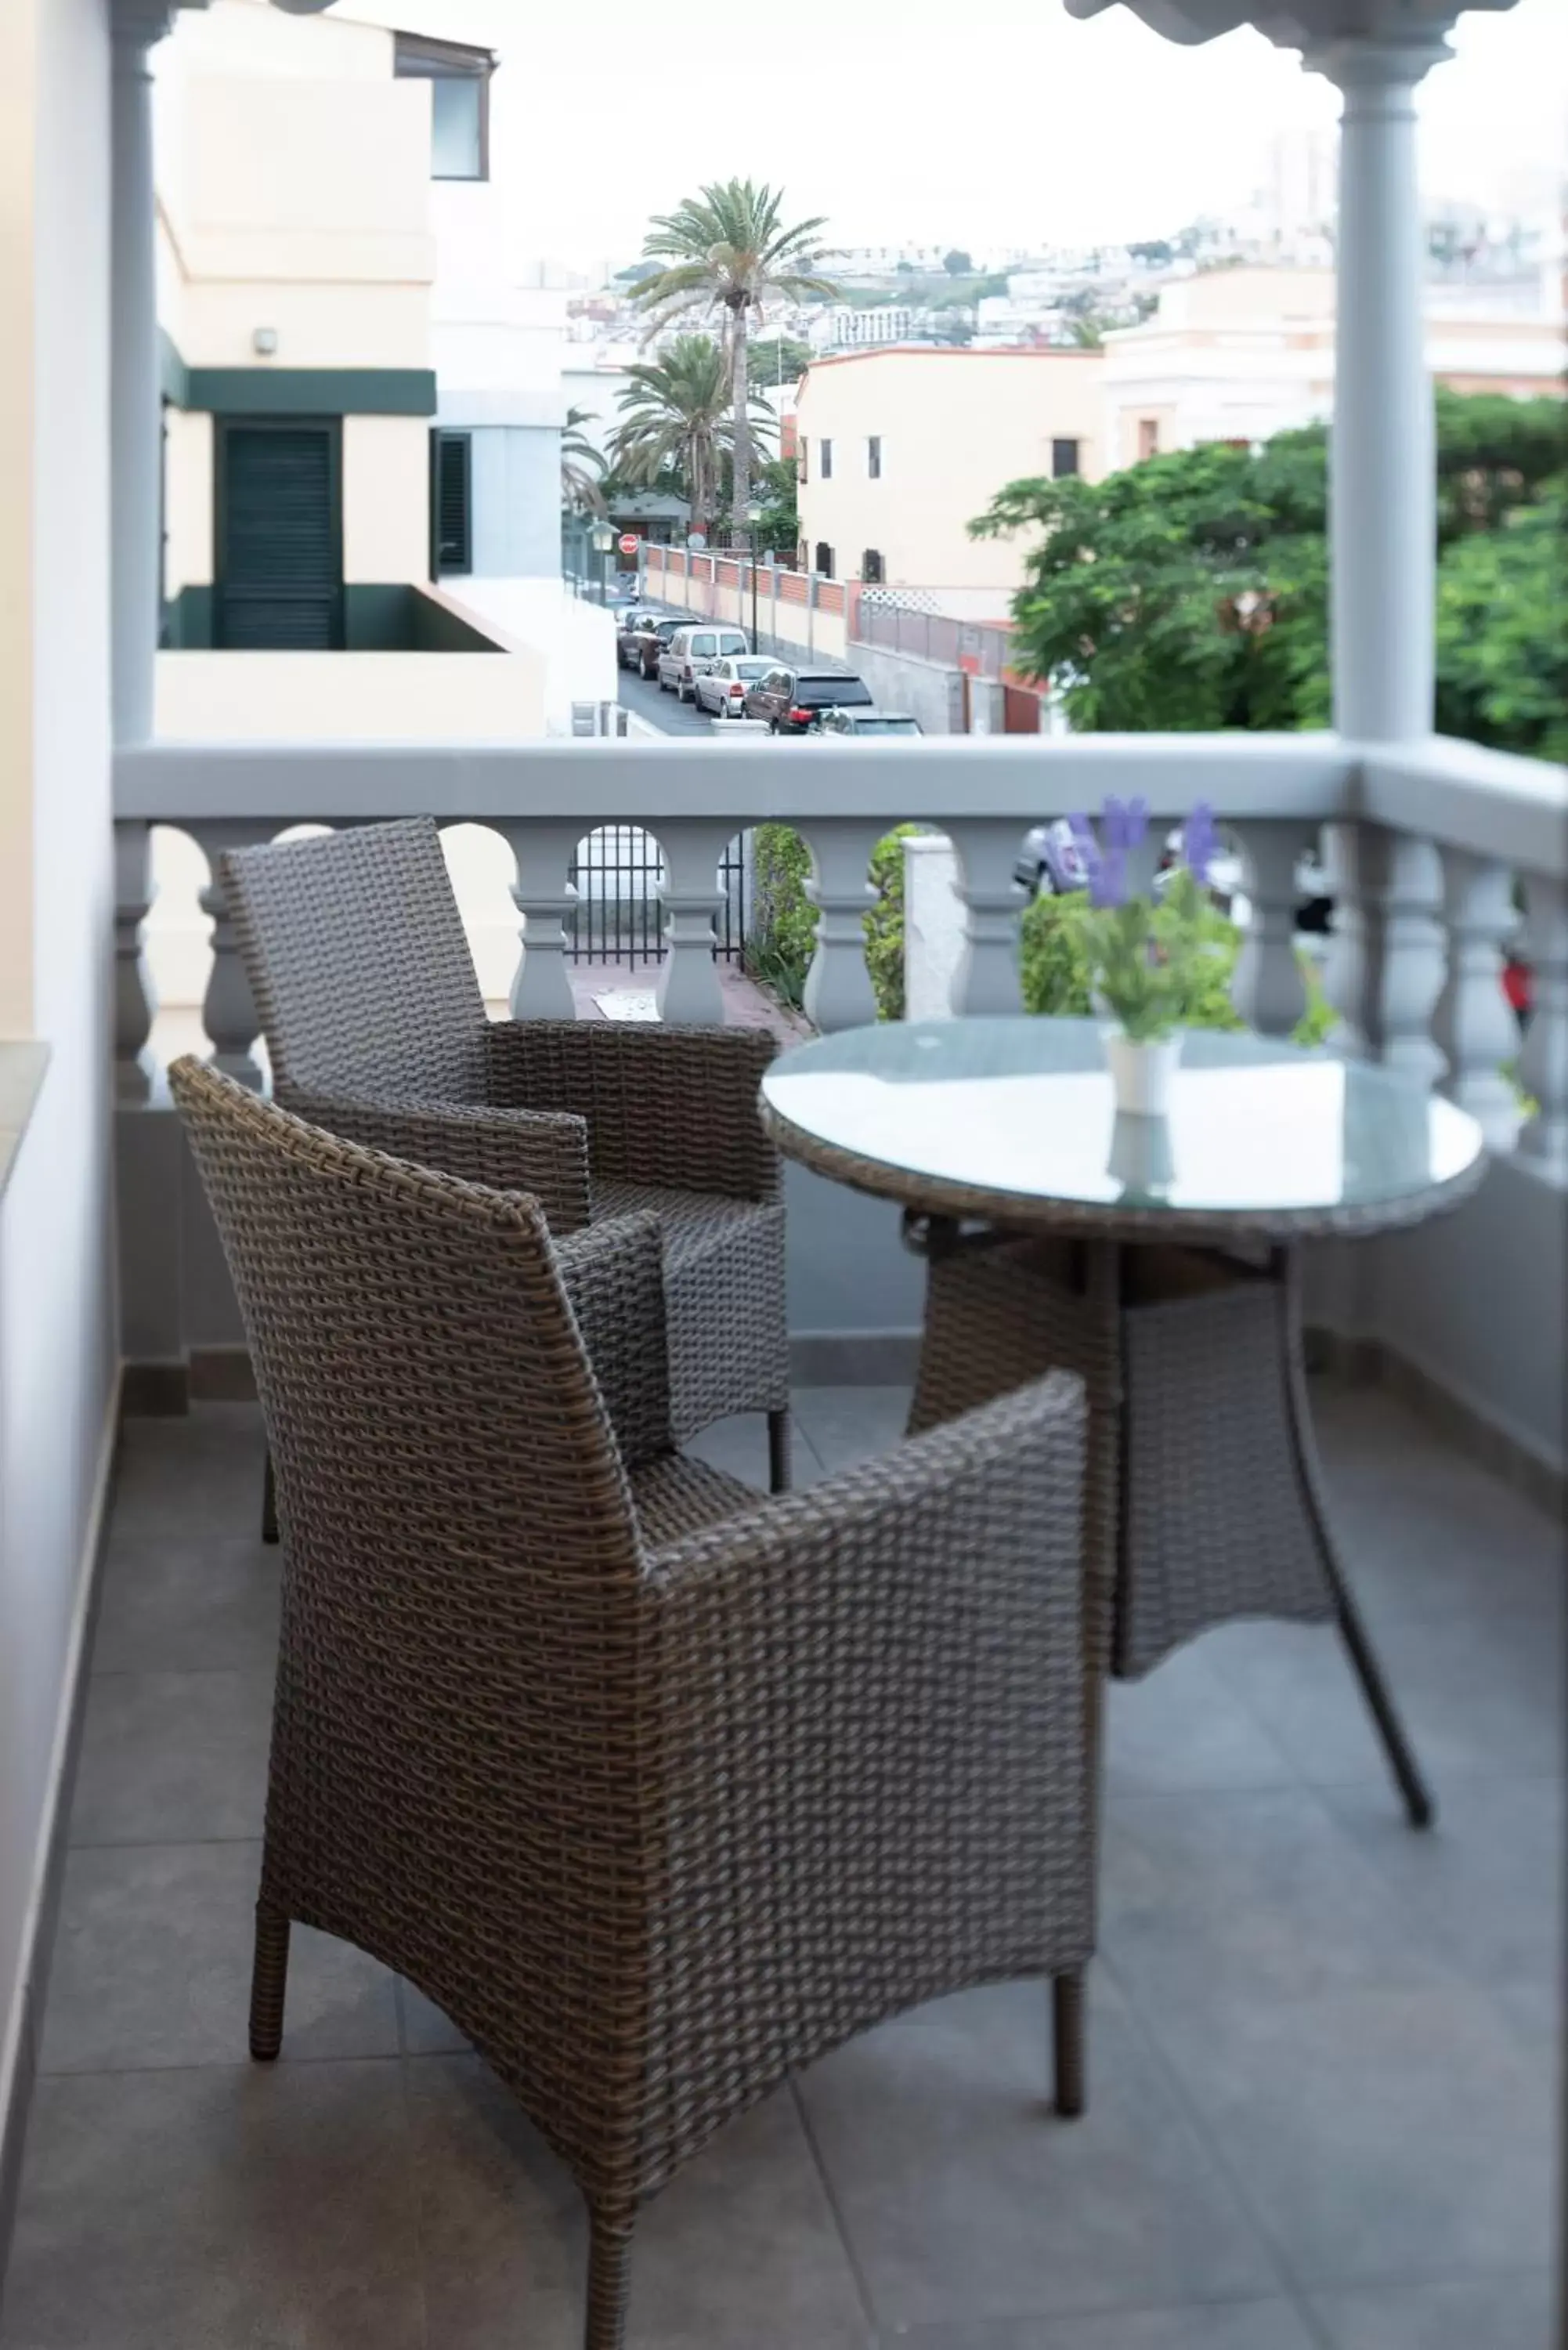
[
  {"x1": 169, "y1": 1057, "x2": 1094, "y2": 2350},
  {"x1": 218, "y1": 817, "x2": 790, "y2": 1524}
]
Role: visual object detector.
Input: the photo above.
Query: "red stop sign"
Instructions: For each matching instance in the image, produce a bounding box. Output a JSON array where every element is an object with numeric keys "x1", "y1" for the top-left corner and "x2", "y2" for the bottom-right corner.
[{"x1": 618, "y1": 533, "x2": 640, "y2": 556}]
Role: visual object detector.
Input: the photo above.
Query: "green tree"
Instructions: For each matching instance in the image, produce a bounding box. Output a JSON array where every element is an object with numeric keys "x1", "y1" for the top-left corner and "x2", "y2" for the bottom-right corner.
[
  {"x1": 972, "y1": 393, "x2": 1566, "y2": 755},
  {"x1": 607, "y1": 336, "x2": 772, "y2": 540},
  {"x1": 751, "y1": 332, "x2": 813, "y2": 389},
  {"x1": 751, "y1": 454, "x2": 799, "y2": 563},
  {"x1": 560, "y1": 405, "x2": 607, "y2": 518},
  {"x1": 943, "y1": 248, "x2": 974, "y2": 276},
  {"x1": 634, "y1": 181, "x2": 837, "y2": 532}
]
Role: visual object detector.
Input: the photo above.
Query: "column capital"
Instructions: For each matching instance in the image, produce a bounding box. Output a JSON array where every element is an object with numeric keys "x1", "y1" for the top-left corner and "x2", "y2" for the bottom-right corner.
[
  {"x1": 1064, "y1": 0, "x2": 1523, "y2": 87},
  {"x1": 1302, "y1": 30, "x2": 1455, "y2": 96}
]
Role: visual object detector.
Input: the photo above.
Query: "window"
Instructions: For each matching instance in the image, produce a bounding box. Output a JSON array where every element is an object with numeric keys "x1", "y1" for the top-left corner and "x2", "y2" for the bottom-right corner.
[
  {"x1": 867, "y1": 436, "x2": 882, "y2": 479},
  {"x1": 1051, "y1": 438, "x2": 1080, "y2": 478},
  {"x1": 432, "y1": 430, "x2": 471, "y2": 574},
  {"x1": 1137, "y1": 417, "x2": 1160, "y2": 461},
  {"x1": 395, "y1": 34, "x2": 493, "y2": 180},
  {"x1": 798, "y1": 437, "x2": 808, "y2": 484},
  {"x1": 820, "y1": 439, "x2": 834, "y2": 480},
  {"x1": 862, "y1": 548, "x2": 885, "y2": 584},
  {"x1": 814, "y1": 541, "x2": 834, "y2": 578}
]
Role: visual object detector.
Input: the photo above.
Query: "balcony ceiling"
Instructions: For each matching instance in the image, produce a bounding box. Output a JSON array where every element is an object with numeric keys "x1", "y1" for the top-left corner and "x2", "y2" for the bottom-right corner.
[{"x1": 1062, "y1": 0, "x2": 1523, "y2": 53}]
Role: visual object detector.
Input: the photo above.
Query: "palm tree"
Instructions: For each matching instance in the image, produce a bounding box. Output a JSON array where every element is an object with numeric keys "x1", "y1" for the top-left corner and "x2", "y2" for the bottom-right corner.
[
  {"x1": 607, "y1": 335, "x2": 772, "y2": 540},
  {"x1": 633, "y1": 180, "x2": 837, "y2": 533},
  {"x1": 561, "y1": 405, "x2": 608, "y2": 518}
]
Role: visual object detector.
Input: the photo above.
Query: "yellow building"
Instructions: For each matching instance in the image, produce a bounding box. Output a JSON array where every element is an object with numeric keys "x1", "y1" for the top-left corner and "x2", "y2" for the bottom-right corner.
[
  {"x1": 1103, "y1": 264, "x2": 1565, "y2": 466},
  {"x1": 793, "y1": 347, "x2": 1105, "y2": 596}
]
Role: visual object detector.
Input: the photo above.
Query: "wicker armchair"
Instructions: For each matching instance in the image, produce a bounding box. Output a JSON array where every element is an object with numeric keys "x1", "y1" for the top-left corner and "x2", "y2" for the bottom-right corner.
[
  {"x1": 218, "y1": 818, "x2": 790, "y2": 1516},
  {"x1": 169, "y1": 1058, "x2": 1094, "y2": 2350}
]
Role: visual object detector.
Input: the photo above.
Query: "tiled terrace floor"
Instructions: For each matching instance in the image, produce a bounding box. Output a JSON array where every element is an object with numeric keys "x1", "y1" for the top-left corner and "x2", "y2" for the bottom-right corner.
[{"x1": 1, "y1": 1381, "x2": 1560, "y2": 2349}]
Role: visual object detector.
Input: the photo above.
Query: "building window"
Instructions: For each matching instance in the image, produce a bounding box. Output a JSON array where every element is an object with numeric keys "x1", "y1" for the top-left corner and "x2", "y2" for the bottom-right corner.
[
  {"x1": 867, "y1": 436, "x2": 882, "y2": 479},
  {"x1": 1051, "y1": 437, "x2": 1080, "y2": 478},
  {"x1": 395, "y1": 34, "x2": 493, "y2": 181},
  {"x1": 862, "y1": 548, "x2": 884, "y2": 584},
  {"x1": 798, "y1": 436, "x2": 808, "y2": 484},
  {"x1": 432, "y1": 430, "x2": 472, "y2": 574},
  {"x1": 1137, "y1": 417, "x2": 1160, "y2": 461},
  {"x1": 820, "y1": 438, "x2": 834, "y2": 480},
  {"x1": 814, "y1": 541, "x2": 834, "y2": 579}
]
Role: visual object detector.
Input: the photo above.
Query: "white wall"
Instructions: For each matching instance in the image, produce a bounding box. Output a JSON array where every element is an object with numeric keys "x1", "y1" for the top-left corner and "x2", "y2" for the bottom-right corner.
[{"x1": 0, "y1": 0, "x2": 117, "y2": 2251}]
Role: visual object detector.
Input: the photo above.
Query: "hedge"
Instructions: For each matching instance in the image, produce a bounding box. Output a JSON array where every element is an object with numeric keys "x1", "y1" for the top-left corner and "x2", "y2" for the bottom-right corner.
[{"x1": 745, "y1": 827, "x2": 1337, "y2": 1043}]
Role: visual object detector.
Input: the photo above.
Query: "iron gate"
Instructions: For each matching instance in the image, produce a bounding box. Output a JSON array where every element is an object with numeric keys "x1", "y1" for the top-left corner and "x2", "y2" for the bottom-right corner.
[{"x1": 564, "y1": 827, "x2": 747, "y2": 964}]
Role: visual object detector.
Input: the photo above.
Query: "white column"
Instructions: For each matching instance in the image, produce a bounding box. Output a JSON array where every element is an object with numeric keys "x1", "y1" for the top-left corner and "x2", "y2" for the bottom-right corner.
[
  {"x1": 498, "y1": 818, "x2": 582, "y2": 1021},
  {"x1": 1231, "y1": 820, "x2": 1315, "y2": 1038},
  {"x1": 1432, "y1": 848, "x2": 1521, "y2": 1150},
  {"x1": 1310, "y1": 31, "x2": 1451, "y2": 743},
  {"x1": 187, "y1": 818, "x2": 276, "y2": 1087},
  {"x1": 942, "y1": 819, "x2": 1027, "y2": 1018},
  {"x1": 1516, "y1": 875, "x2": 1568, "y2": 1180},
  {"x1": 655, "y1": 820, "x2": 732, "y2": 1025},
  {"x1": 110, "y1": 3, "x2": 177, "y2": 747}
]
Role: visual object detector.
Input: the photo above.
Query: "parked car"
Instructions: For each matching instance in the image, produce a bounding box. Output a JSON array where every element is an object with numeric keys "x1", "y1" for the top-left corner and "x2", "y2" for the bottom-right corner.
[
  {"x1": 694, "y1": 654, "x2": 775, "y2": 718},
  {"x1": 658, "y1": 625, "x2": 751, "y2": 700},
  {"x1": 807, "y1": 708, "x2": 924, "y2": 738},
  {"x1": 742, "y1": 667, "x2": 876, "y2": 733},
  {"x1": 1013, "y1": 819, "x2": 1091, "y2": 898},
  {"x1": 617, "y1": 612, "x2": 674, "y2": 671}
]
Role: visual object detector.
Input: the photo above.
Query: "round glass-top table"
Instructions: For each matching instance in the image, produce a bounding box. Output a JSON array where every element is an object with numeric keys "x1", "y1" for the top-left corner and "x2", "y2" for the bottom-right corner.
[
  {"x1": 761, "y1": 1018, "x2": 1490, "y2": 1830},
  {"x1": 760, "y1": 1018, "x2": 1486, "y2": 1243}
]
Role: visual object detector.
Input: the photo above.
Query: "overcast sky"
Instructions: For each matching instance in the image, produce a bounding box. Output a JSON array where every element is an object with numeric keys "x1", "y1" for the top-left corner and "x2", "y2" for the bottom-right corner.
[{"x1": 493, "y1": 0, "x2": 1565, "y2": 279}]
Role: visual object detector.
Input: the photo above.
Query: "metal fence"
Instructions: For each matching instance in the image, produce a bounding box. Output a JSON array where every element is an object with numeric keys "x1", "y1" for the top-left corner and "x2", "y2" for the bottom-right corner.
[
  {"x1": 853, "y1": 598, "x2": 1014, "y2": 678},
  {"x1": 565, "y1": 826, "x2": 748, "y2": 965}
]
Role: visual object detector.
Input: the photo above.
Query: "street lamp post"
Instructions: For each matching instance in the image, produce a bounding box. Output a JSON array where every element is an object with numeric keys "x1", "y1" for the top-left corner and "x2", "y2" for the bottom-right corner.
[
  {"x1": 590, "y1": 519, "x2": 616, "y2": 607},
  {"x1": 745, "y1": 501, "x2": 764, "y2": 654}
]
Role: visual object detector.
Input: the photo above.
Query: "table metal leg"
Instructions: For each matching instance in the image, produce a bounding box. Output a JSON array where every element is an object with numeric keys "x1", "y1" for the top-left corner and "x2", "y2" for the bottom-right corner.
[{"x1": 1276, "y1": 1249, "x2": 1435, "y2": 1830}]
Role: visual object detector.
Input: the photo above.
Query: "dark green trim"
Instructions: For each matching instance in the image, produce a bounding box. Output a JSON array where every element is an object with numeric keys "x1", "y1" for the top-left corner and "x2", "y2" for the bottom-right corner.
[
  {"x1": 163, "y1": 585, "x2": 214, "y2": 648},
  {"x1": 183, "y1": 367, "x2": 437, "y2": 418},
  {"x1": 158, "y1": 329, "x2": 189, "y2": 408},
  {"x1": 164, "y1": 582, "x2": 500, "y2": 653}
]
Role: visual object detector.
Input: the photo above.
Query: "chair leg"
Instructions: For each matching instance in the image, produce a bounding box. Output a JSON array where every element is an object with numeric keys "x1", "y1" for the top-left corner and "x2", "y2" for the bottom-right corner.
[
  {"x1": 249, "y1": 1903, "x2": 290, "y2": 2061},
  {"x1": 261, "y1": 1450, "x2": 279, "y2": 1546},
  {"x1": 583, "y1": 2207, "x2": 636, "y2": 2350},
  {"x1": 1052, "y1": 1970, "x2": 1086, "y2": 2118},
  {"x1": 767, "y1": 1408, "x2": 791, "y2": 1495}
]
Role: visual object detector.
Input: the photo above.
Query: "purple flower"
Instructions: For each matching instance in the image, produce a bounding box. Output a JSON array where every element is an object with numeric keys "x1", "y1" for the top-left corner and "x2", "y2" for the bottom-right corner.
[
  {"x1": 1103, "y1": 795, "x2": 1149, "y2": 855},
  {"x1": 1089, "y1": 846, "x2": 1128, "y2": 910},
  {"x1": 1182, "y1": 801, "x2": 1221, "y2": 888},
  {"x1": 1067, "y1": 809, "x2": 1099, "y2": 870}
]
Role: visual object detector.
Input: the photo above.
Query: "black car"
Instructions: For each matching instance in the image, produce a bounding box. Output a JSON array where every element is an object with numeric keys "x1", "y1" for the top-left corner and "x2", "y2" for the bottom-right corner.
[
  {"x1": 620, "y1": 614, "x2": 681, "y2": 676},
  {"x1": 742, "y1": 666, "x2": 875, "y2": 733}
]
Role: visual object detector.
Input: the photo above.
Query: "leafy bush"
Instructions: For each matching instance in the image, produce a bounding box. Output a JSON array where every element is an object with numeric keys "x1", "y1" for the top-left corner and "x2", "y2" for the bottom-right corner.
[
  {"x1": 1020, "y1": 888, "x2": 1337, "y2": 1049},
  {"x1": 745, "y1": 822, "x2": 916, "y2": 1018}
]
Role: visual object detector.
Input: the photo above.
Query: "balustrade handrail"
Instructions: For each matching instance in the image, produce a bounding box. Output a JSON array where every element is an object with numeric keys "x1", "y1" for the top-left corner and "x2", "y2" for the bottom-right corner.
[{"x1": 111, "y1": 728, "x2": 1568, "y2": 1181}]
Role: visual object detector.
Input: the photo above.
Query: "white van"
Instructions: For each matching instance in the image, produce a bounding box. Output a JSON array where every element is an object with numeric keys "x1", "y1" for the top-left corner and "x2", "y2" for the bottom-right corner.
[{"x1": 656, "y1": 624, "x2": 750, "y2": 702}]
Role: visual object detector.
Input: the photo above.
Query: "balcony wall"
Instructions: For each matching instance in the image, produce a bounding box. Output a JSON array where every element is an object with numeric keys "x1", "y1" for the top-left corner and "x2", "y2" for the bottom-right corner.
[{"x1": 111, "y1": 729, "x2": 1568, "y2": 1497}]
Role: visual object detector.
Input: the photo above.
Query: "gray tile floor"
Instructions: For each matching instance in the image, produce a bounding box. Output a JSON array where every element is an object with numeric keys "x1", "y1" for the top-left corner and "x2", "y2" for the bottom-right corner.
[{"x1": 0, "y1": 1383, "x2": 1560, "y2": 2349}]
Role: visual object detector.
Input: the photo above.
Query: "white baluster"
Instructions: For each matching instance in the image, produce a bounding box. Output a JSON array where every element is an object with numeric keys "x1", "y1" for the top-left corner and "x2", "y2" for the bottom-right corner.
[
  {"x1": 943, "y1": 818, "x2": 1026, "y2": 1017},
  {"x1": 1433, "y1": 848, "x2": 1520, "y2": 1150},
  {"x1": 1516, "y1": 873, "x2": 1568, "y2": 1178},
  {"x1": 114, "y1": 819, "x2": 158, "y2": 1102},
  {"x1": 656, "y1": 819, "x2": 731, "y2": 1025},
  {"x1": 187, "y1": 819, "x2": 272, "y2": 1087},
  {"x1": 799, "y1": 819, "x2": 885, "y2": 1032},
  {"x1": 497, "y1": 818, "x2": 581, "y2": 1020},
  {"x1": 1364, "y1": 827, "x2": 1447, "y2": 1086},
  {"x1": 1321, "y1": 819, "x2": 1372, "y2": 1058},
  {"x1": 1230, "y1": 819, "x2": 1313, "y2": 1037}
]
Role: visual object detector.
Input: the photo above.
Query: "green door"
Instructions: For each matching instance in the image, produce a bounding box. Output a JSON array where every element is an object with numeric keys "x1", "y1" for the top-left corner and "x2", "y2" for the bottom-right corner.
[{"x1": 215, "y1": 419, "x2": 343, "y2": 649}]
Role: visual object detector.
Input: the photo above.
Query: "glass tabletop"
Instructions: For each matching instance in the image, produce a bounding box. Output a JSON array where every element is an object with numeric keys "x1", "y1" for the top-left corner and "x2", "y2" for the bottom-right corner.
[{"x1": 760, "y1": 1018, "x2": 1487, "y2": 1236}]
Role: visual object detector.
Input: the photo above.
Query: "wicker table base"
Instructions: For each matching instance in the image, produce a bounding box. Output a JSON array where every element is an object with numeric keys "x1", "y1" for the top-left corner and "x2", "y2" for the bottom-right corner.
[{"x1": 904, "y1": 1220, "x2": 1433, "y2": 1828}]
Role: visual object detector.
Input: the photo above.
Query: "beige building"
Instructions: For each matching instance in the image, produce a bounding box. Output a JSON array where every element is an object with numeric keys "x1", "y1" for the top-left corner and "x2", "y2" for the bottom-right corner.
[
  {"x1": 793, "y1": 348, "x2": 1105, "y2": 595},
  {"x1": 1102, "y1": 264, "x2": 1565, "y2": 465}
]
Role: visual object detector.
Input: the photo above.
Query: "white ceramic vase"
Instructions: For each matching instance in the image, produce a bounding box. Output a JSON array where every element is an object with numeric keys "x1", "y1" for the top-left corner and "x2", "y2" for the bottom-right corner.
[{"x1": 1103, "y1": 1028, "x2": 1182, "y2": 1118}]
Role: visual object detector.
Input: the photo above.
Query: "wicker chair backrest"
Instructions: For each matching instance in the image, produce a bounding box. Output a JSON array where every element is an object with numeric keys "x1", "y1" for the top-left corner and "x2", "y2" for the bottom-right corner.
[
  {"x1": 221, "y1": 818, "x2": 488, "y2": 1101},
  {"x1": 169, "y1": 1055, "x2": 642, "y2": 1595}
]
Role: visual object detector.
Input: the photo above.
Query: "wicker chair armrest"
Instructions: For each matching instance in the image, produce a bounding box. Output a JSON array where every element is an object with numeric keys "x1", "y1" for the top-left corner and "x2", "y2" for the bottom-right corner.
[
  {"x1": 483, "y1": 1020, "x2": 780, "y2": 1201},
  {"x1": 554, "y1": 1213, "x2": 671, "y2": 1468},
  {"x1": 276, "y1": 1083, "x2": 593, "y2": 1235}
]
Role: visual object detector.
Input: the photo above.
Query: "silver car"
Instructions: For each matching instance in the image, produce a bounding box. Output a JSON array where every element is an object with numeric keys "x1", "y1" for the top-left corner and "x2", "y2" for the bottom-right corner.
[
  {"x1": 656, "y1": 625, "x2": 750, "y2": 701},
  {"x1": 694, "y1": 654, "x2": 774, "y2": 718}
]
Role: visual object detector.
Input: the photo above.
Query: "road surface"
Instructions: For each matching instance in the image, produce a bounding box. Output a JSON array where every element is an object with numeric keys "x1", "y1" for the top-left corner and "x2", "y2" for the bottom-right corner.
[{"x1": 617, "y1": 663, "x2": 722, "y2": 738}]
